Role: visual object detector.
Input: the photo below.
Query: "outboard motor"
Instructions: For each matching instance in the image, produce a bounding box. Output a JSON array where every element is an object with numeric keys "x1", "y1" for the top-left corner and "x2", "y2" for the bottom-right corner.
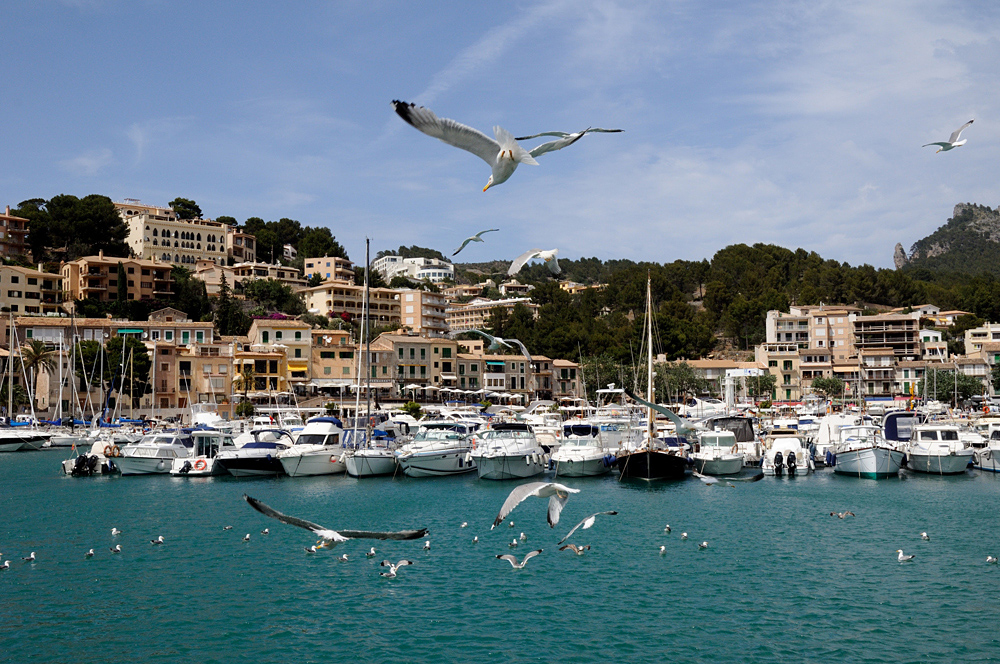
[
  {"x1": 786, "y1": 450, "x2": 797, "y2": 476},
  {"x1": 178, "y1": 460, "x2": 193, "y2": 475},
  {"x1": 773, "y1": 450, "x2": 784, "y2": 476},
  {"x1": 71, "y1": 454, "x2": 91, "y2": 477}
]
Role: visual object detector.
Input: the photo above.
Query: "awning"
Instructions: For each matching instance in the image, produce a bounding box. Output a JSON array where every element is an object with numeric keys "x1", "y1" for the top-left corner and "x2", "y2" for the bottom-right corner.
[
  {"x1": 485, "y1": 361, "x2": 506, "y2": 367},
  {"x1": 440, "y1": 373, "x2": 458, "y2": 380},
  {"x1": 117, "y1": 328, "x2": 143, "y2": 334},
  {"x1": 311, "y1": 379, "x2": 353, "y2": 387},
  {"x1": 288, "y1": 363, "x2": 309, "y2": 371}
]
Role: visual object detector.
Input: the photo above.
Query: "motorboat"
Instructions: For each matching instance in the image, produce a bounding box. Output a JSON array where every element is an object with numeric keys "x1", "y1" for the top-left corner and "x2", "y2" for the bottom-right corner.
[
  {"x1": 171, "y1": 430, "x2": 239, "y2": 477},
  {"x1": 0, "y1": 427, "x2": 51, "y2": 451},
  {"x1": 277, "y1": 417, "x2": 348, "y2": 477},
  {"x1": 830, "y1": 425, "x2": 903, "y2": 479},
  {"x1": 699, "y1": 415, "x2": 760, "y2": 465},
  {"x1": 61, "y1": 437, "x2": 118, "y2": 476},
  {"x1": 972, "y1": 430, "x2": 1000, "y2": 473},
  {"x1": 906, "y1": 424, "x2": 973, "y2": 475},
  {"x1": 345, "y1": 430, "x2": 399, "y2": 478},
  {"x1": 215, "y1": 429, "x2": 294, "y2": 477},
  {"x1": 48, "y1": 428, "x2": 100, "y2": 449},
  {"x1": 395, "y1": 421, "x2": 478, "y2": 477},
  {"x1": 761, "y1": 430, "x2": 813, "y2": 477},
  {"x1": 114, "y1": 431, "x2": 194, "y2": 476},
  {"x1": 692, "y1": 430, "x2": 744, "y2": 475},
  {"x1": 550, "y1": 423, "x2": 614, "y2": 477},
  {"x1": 470, "y1": 422, "x2": 547, "y2": 480}
]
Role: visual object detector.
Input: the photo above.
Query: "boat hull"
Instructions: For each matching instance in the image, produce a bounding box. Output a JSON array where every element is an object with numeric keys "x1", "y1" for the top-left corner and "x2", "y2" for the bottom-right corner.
[
  {"x1": 472, "y1": 453, "x2": 546, "y2": 480},
  {"x1": 279, "y1": 451, "x2": 346, "y2": 477},
  {"x1": 617, "y1": 450, "x2": 689, "y2": 481},
  {"x1": 0, "y1": 441, "x2": 24, "y2": 452},
  {"x1": 907, "y1": 450, "x2": 973, "y2": 475},
  {"x1": 832, "y1": 447, "x2": 904, "y2": 479},
  {"x1": 972, "y1": 448, "x2": 1000, "y2": 473},
  {"x1": 345, "y1": 451, "x2": 397, "y2": 477},
  {"x1": 217, "y1": 456, "x2": 285, "y2": 477},
  {"x1": 552, "y1": 455, "x2": 612, "y2": 477},
  {"x1": 114, "y1": 455, "x2": 177, "y2": 475},
  {"x1": 692, "y1": 453, "x2": 745, "y2": 475},
  {"x1": 169, "y1": 457, "x2": 226, "y2": 477},
  {"x1": 398, "y1": 450, "x2": 476, "y2": 477}
]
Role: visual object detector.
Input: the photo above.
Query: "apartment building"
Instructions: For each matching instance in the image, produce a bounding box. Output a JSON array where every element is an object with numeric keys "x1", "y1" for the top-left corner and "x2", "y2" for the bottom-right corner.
[
  {"x1": 852, "y1": 314, "x2": 920, "y2": 359},
  {"x1": 446, "y1": 297, "x2": 539, "y2": 333},
  {"x1": 310, "y1": 329, "x2": 357, "y2": 392},
  {"x1": 0, "y1": 206, "x2": 30, "y2": 257},
  {"x1": 371, "y1": 255, "x2": 455, "y2": 283},
  {"x1": 0, "y1": 265, "x2": 63, "y2": 314},
  {"x1": 298, "y1": 281, "x2": 401, "y2": 329},
  {"x1": 247, "y1": 319, "x2": 312, "y2": 392},
  {"x1": 765, "y1": 305, "x2": 860, "y2": 360},
  {"x1": 965, "y1": 322, "x2": 1000, "y2": 355},
  {"x1": 304, "y1": 256, "x2": 354, "y2": 282},
  {"x1": 60, "y1": 251, "x2": 173, "y2": 306},
  {"x1": 398, "y1": 289, "x2": 449, "y2": 338},
  {"x1": 755, "y1": 342, "x2": 802, "y2": 402},
  {"x1": 232, "y1": 261, "x2": 307, "y2": 290}
]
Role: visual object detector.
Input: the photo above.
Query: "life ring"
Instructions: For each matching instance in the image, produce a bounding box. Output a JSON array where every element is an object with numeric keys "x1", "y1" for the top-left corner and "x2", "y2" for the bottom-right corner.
[
  {"x1": 731, "y1": 443, "x2": 738, "y2": 454},
  {"x1": 110, "y1": 445, "x2": 121, "y2": 457},
  {"x1": 193, "y1": 459, "x2": 207, "y2": 471}
]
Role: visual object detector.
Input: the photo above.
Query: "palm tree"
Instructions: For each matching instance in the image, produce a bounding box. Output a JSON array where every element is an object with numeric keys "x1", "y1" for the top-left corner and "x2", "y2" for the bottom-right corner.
[
  {"x1": 233, "y1": 364, "x2": 256, "y2": 402},
  {"x1": 21, "y1": 339, "x2": 57, "y2": 409}
]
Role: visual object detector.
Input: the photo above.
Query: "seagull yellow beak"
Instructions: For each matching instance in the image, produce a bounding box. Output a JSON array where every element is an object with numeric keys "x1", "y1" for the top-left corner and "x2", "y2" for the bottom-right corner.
[{"x1": 483, "y1": 182, "x2": 491, "y2": 192}]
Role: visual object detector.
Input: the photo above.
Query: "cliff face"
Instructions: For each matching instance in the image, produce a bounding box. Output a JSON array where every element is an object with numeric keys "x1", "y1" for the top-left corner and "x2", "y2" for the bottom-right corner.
[{"x1": 901, "y1": 203, "x2": 1000, "y2": 275}]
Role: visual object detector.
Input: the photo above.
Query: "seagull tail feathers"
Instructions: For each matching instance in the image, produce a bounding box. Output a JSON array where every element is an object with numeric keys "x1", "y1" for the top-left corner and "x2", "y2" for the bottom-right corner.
[{"x1": 495, "y1": 126, "x2": 538, "y2": 166}]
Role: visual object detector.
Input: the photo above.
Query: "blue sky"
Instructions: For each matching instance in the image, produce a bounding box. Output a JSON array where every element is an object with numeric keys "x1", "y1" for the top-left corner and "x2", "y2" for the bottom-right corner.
[{"x1": 4, "y1": 0, "x2": 999, "y2": 269}]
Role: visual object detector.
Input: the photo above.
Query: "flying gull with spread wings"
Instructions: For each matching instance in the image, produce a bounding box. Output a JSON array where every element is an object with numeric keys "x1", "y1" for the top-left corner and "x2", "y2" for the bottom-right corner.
[
  {"x1": 243, "y1": 494, "x2": 428, "y2": 549},
  {"x1": 453, "y1": 229, "x2": 500, "y2": 256},
  {"x1": 492, "y1": 482, "x2": 580, "y2": 530},
  {"x1": 923, "y1": 119, "x2": 974, "y2": 152},
  {"x1": 508, "y1": 249, "x2": 560, "y2": 276},
  {"x1": 557, "y1": 511, "x2": 618, "y2": 545},
  {"x1": 496, "y1": 549, "x2": 543, "y2": 569},
  {"x1": 391, "y1": 100, "x2": 621, "y2": 191}
]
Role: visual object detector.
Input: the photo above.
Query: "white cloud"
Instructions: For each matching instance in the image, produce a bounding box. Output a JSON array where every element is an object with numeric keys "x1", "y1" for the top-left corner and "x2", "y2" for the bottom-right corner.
[{"x1": 58, "y1": 148, "x2": 113, "y2": 177}]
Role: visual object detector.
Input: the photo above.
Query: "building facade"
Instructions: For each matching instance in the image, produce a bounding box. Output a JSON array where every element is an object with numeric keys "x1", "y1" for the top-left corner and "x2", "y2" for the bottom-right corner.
[
  {"x1": 60, "y1": 251, "x2": 173, "y2": 306},
  {"x1": 446, "y1": 297, "x2": 539, "y2": 333},
  {"x1": 398, "y1": 289, "x2": 449, "y2": 338},
  {"x1": 371, "y1": 255, "x2": 455, "y2": 283}
]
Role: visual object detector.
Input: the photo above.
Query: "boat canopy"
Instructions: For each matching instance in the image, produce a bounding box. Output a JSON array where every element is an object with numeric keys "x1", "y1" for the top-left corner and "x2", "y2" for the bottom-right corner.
[
  {"x1": 703, "y1": 416, "x2": 755, "y2": 442},
  {"x1": 307, "y1": 416, "x2": 344, "y2": 427},
  {"x1": 564, "y1": 424, "x2": 599, "y2": 437},
  {"x1": 883, "y1": 411, "x2": 925, "y2": 442}
]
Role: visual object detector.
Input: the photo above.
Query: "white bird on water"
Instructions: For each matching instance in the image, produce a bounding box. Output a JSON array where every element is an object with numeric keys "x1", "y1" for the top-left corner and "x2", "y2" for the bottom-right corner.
[
  {"x1": 0, "y1": 560, "x2": 8, "y2": 570},
  {"x1": 391, "y1": 100, "x2": 621, "y2": 192},
  {"x1": 508, "y1": 249, "x2": 560, "y2": 277},
  {"x1": 699, "y1": 541, "x2": 709, "y2": 550},
  {"x1": 519, "y1": 532, "x2": 527, "y2": 542},
  {"x1": 423, "y1": 541, "x2": 431, "y2": 551},
  {"x1": 150, "y1": 536, "x2": 165, "y2": 545},
  {"x1": 897, "y1": 549, "x2": 915, "y2": 562},
  {"x1": 111, "y1": 528, "x2": 121, "y2": 537},
  {"x1": 987, "y1": 556, "x2": 998, "y2": 564},
  {"x1": 305, "y1": 546, "x2": 318, "y2": 554},
  {"x1": 243, "y1": 534, "x2": 251, "y2": 543},
  {"x1": 923, "y1": 119, "x2": 974, "y2": 152},
  {"x1": 22, "y1": 552, "x2": 36, "y2": 562},
  {"x1": 681, "y1": 533, "x2": 688, "y2": 540},
  {"x1": 664, "y1": 525, "x2": 671, "y2": 533},
  {"x1": 242, "y1": 494, "x2": 428, "y2": 549},
  {"x1": 380, "y1": 560, "x2": 414, "y2": 579},
  {"x1": 366, "y1": 547, "x2": 376, "y2": 558},
  {"x1": 659, "y1": 546, "x2": 666, "y2": 555},
  {"x1": 338, "y1": 554, "x2": 349, "y2": 563},
  {"x1": 496, "y1": 549, "x2": 543, "y2": 570},
  {"x1": 85, "y1": 549, "x2": 94, "y2": 558},
  {"x1": 492, "y1": 482, "x2": 580, "y2": 530},
  {"x1": 472, "y1": 536, "x2": 479, "y2": 544},
  {"x1": 509, "y1": 539, "x2": 519, "y2": 548},
  {"x1": 460, "y1": 522, "x2": 468, "y2": 529},
  {"x1": 921, "y1": 532, "x2": 930, "y2": 541},
  {"x1": 110, "y1": 545, "x2": 121, "y2": 554},
  {"x1": 558, "y1": 510, "x2": 618, "y2": 545},
  {"x1": 453, "y1": 229, "x2": 499, "y2": 257},
  {"x1": 261, "y1": 528, "x2": 269, "y2": 536}
]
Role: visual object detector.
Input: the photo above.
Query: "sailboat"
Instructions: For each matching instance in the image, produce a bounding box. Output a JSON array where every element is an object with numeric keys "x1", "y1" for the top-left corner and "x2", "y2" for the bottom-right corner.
[
  {"x1": 346, "y1": 238, "x2": 398, "y2": 477},
  {"x1": 0, "y1": 310, "x2": 50, "y2": 451},
  {"x1": 615, "y1": 276, "x2": 690, "y2": 481}
]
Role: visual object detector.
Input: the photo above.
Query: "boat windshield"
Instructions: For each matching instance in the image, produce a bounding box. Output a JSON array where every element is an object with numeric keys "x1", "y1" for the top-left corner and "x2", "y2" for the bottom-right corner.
[
  {"x1": 414, "y1": 430, "x2": 464, "y2": 441},
  {"x1": 480, "y1": 430, "x2": 534, "y2": 440},
  {"x1": 295, "y1": 434, "x2": 340, "y2": 446},
  {"x1": 138, "y1": 434, "x2": 191, "y2": 447}
]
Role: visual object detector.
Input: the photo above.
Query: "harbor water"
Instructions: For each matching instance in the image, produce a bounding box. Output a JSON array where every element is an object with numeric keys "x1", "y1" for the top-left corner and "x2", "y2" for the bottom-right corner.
[{"x1": 2, "y1": 450, "x2": 999, "y2": 663}]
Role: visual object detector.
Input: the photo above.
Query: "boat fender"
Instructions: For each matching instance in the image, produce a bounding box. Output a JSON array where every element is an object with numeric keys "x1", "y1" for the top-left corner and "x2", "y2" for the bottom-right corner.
[
  {"x1": 808, "y1": 458, "x2": 815, "y2": 471},
  {"x1": 809, "y1": 443, "x2": 817, "y2": 460},
  {"x1": 465, "y1": 452, "x2": 473, "y2": 463},
  {"x1": 193, "y1": 460, "x2": 207, "y2": 471},
  {"x1": 339, "y1": 453, "x2": 347, "y2": 464},
  {"x1": 530, "y1": 453, "x2": 539, "y2": 465},
  {"x1": 825, "y1": 450, "x2": 834, "y2": 466}
]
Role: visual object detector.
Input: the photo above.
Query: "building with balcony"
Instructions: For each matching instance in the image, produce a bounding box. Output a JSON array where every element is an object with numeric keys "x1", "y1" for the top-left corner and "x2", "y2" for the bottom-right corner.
[
  {"x1": 755, "y1": 342, "x2": 802, "y2": 402},
  {"x1": 0, "y1": 265, "x2": 64, "y2": 314},
  {"x1": 964, "y1": 322, "x2": 1000, "y2": 355},
  {"x1": 60, "y1": 251, "x2": 173, "y2": 307},
  {"x1": 398, "y1": 289, "x2": 449, "y2": 338},
  {"x1": 232, "y1": 261, "x2": 307, "y2": 290},
  {"x1": 0, "y1": 206, "x2": 30, "y2": 257},
  {"x1": 304, "y1": 256, "x2": 355, "y2": 282},
  {"x1": 446, "y1": 297, "x2": 539, "y2": 333},
  {"x1": 247, "y1": 319, "x2": 312, "y2": 393},
  {"x1": 298, "y1": 281, "x2": 401, "y2": 328},
  {"x1": 310, "y1": 329, "x2": 357, "y2": 393},
  {"x1": 852, "y1": 314, "x2": 920, "y2": 359},
  {"x1": 371, "y1": 255, "x2": 455, "y2": 283},
  {"x1": 116, "y1": 200, "x2": 255, "y2": 266}
]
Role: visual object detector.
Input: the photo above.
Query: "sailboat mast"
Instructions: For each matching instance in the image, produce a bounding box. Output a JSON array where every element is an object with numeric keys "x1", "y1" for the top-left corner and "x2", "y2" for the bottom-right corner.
[
  {"x1": 364, "y1": 238, "x2": 372, "y2": 442},
  {"x1": 646, "y1": 275, "x2": 653, "y2": 443},
  {"x1": 7, "y1": 310, "x2": 13, "y2": 423}
]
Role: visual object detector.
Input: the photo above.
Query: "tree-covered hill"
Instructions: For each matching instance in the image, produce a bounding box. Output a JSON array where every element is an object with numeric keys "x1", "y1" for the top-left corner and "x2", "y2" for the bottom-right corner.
[{"x1": 903, "y1": 203, "x2": 1000, "y2": 276}]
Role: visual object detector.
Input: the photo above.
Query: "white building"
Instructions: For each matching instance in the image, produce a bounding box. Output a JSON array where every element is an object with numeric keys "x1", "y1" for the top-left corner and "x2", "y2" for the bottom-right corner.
[{"x1": 371, "y1": 255, "x2": 455, "y2": 283}]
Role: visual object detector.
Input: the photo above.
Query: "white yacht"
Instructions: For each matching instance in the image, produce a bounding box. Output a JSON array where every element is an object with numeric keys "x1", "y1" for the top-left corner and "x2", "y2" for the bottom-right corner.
[
  {"x1": 831, "y1": 425, "x2": 903, "y2": 479},
  {"x1": 216, "y1": 429, "x2": 294, "y2": 477},
  {"x1": 345, "y1": 428, "x2": 399, "y2": 478},
  {"x1": 277, "y1": 417, "x2": 347, "y2": 477},
  {"x1": 114, "y1": 431, "x2": 194, "y2": 476},
  {"x1": 761, "y1": 430, "x2": 812, "y2": 477},
  {"x1": 973, "y1": 430, "x2": 1000, "y2": 473},
  {"x1": 692, "y1": 430, "x2": 744, "y2": 475},
  {"x1": 906, "y1": 424, "x2": 973, "y2": 475},
  {"x1": 470, "y1": 422, "x2": 547, "y2": 480},
  {"x1": 395, "y1": 421, "x2": 478, "y2": 477},
  {"x1": 550, "y1": 423, "x2": 613, "y2": 477},
  {"x1": 170, "y1": 430, "x2": 239, "y2": 477}
]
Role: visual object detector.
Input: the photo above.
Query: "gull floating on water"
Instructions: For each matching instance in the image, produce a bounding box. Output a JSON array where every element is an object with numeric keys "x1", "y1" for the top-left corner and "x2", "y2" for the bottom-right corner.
[
  {"x1": 659, "y1": 546, "x2": 666, "y2": 555},
  {"x1": 557, "y1": 511, "x2": 618, "y2": 545},
  {"x1": 664, "y1": 525, "x2": 671, "y2": 533},
  {"x1": 681, "y1": 533, "x2": 688, "y2": 540},
  {"x1": 151, "y1": 536, "x2": 164, "y2": 545},
  {"x1": 509, "y1": 539, "x2": 518, "y2": 548},
  {"x1": 921, "y1": 532, "x2": 930, "y2": 541},
  {"x1": 923, "y1": 119, "x2": 974, "y2": 152},
  {"x1": 496, "y1": 549, "x2": 543, "y2": 569},
  {"x1": 23, "y1": 552, "x2": 36, "y2": 562},
  {"x1": 223, "y1": 526, "x2": 233, "y2": 531},
  {"x1": 492, "y1": 482, "x2": 580, "y2": 530},
  {"x1": 110, "y1": 545, "x2": 121, "y2": 554},
  {"x1": 261, "y1": 528, "x2": 269, "y2": 535},
  {"x1": 508, "y1": 249, "x2": 560, "y2": 277},
  {"x1": 460, "y1": 522, "x2": 468, "y2": 528},
  {"x1": 243, "y1": 534, "x2": 251, "y2": 542},
  {"x1": 519, "y1": 532, "x2": 527, "y2": 542},
  {"x1": 453, "y1": 229, "x2": 500, "y2": 257},
  {"x1": 86, "y1": 549, "x2": 94, "y2": 558},
  {"x1": 472, "y1": 536, "x2": 479, "y2": 544},
  {"x1": 391, "y1": 100, "x2": 621, "y2": 191},
  {"x1": 243, "y1": 494, "x2": 428, "y2": 549},
  {"x1": 897, "y1": 549, "x2": 915, "y2": 562},
  {"x1": 305, "y1": 546, "x2": 317, "y2": 554},
  {"x1": 367, "y1": 547, "x2": 376, "y2": 558},
  {"x1": 699, "y1": 541, "x2": 709, "y2": 550},
  {"x1": 0, "y1": 560, "x2": 8, "y2": 570},
  {"x1": 830, "y1": 512, "x2": 856, "y2": 519},
  {"x1": 559, "y1": 544, "x2": 590, "y2": 555},
  {"x1": 111, "y1": 528, "x2": 121, "y2": 537},
  {"x1": 380, "y1": 560, "x2": 414, "y2": 579},
  {"x1": 987, "y1": 556, "x2": 998, "y2": 564},
  {"x1": 423, "y1": 541, "x2": 431, "y2": 551},
  {"x1": 339, "y1": 554, "x2": 349, "y2": 562}
]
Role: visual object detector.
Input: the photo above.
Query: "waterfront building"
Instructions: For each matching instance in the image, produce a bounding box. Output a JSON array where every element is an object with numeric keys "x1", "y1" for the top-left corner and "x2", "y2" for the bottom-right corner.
[
  {"x1": 309, "y1": 329, "x2": 357, "y2": 395},
  {"x1": 371, "y1": 255, "x2": 455, "y2": 283},
  {"x1": 0, "y1": 206, "x2": 30, "y2": 257},
  {"x1": 852, "y1": 313, "x2": 921, "y2": 359},
  {"x1": 446, "y1": 297, "x2": 539, "y2": 333},
  {"x1": 247, "y1": 319, "x2": 312, "y2": 394},
  {"x1": 231, "y1": 261, "x2": 307, "y2": 290},
  {"x1": 60, "y1": 251, "x2": 173, "y2": 307},
  {"x1": 0, "y1": 264, "x2": 64, "y2": 315},
  {"x1": 298, "y1": 280, "x2": 401, "y2": 329},
  {"x1": 964, "y1": 322, "x2": 1000, "y2": 355},
  {"x1": 398, "y1": 289, "x2": 449, "y2": 338}
]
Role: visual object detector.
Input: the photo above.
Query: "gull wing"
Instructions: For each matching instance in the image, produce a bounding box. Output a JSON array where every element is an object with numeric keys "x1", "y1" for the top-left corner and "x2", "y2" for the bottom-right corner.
[
  {"x1": 244, "y1": 494, "x2": 328, "y2": 534},
  {"x1": 557, "y1": 511, "x2": 618, "y2": 545},
  {"x1": 949, "y1": 119, "x2": 974, "y2": 144},
  {"x1": 474, "y1": 228, "x2": 500, "y2": 240},
  {"x1": 516, "y1": 128, "x2": 623, "y2": 141},
  {"x1": 452, "y1": 237, "x2": 475, "y2": 256},
  {"x1": 469, "y1": 329, "x2": 512, "y2": 350},
  {"x1": 547, "y1": 493, "x2": 569, "y2": 528},
  {"x1": 508, "y1": 249, "x2": 543, "y2": 276},
  {"x1": 922, "y1": 142, "x2": 950, "y2": 148},
  {"x1": 492, "y1": 481, "x2": 551, "y2": 529},
  {"x1": 395, "y1": 560, "x2": 414, "y2": 568},
  {"x1": 337, "y1": 528, "x2": 428, "y2": 541},
  {"x1": 392, "y1": 100, "x2": 499, "y2": 166},
  {"x1": 506, "y1": 338, "x2": 532, "y2": 365},
  {"x1": 624, "y1": 387, "x2": 696, "y2": 436},
  {"x1": 522, "y1": 128, "x2": 624, "y2": 159},
  {"x1": 546, "y1": 256, "x2": 561, "y2": 275},
  {"x1": 496, "y1": 554, "x2": 520, "y2": 567},
  {"x1": 520, "y1": 549, "x2": 543, "y2": 566},
  {"x1": 692, "y1": 470, "x2": 720, "y2": 485}
]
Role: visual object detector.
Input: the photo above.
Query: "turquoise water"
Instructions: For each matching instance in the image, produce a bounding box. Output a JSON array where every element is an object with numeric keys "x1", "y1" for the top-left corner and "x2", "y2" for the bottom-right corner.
[{"x1": 2, "y1": 451, "x2": 1000, "y2": 664}]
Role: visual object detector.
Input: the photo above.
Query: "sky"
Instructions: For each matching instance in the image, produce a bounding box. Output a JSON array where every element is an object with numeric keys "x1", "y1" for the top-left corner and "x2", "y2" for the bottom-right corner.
[{"x1": 4, "y1": 0, "x2": 1000, "y2": 270}]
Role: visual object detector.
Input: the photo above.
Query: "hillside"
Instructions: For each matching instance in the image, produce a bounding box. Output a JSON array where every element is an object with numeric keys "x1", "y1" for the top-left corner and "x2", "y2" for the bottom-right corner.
[{"x1": 901, "y1": 203, "x2": 1000, "y2": 275}]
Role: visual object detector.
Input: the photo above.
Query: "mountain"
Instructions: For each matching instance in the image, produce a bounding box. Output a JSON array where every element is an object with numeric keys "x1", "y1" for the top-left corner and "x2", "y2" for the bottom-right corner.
[{"x1": 902, "y1": 203, "x2": 1000, "y2": 275}]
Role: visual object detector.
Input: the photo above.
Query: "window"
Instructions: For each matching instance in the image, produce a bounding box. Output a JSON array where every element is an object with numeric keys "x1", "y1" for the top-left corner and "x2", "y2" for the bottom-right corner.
[
  {"x1": 409, "y1": 348, "x2": 415, "y2": 359},
  {"x1": 182, "y1": 331, "x2": 190, "y2": 344},
  {"x1": 342, "y1": 367, "x2": 350, "y2": 375},
  {"x1": 320, "y1": 351, "x2": 335, "y2": 359},
  {"x1": 262, "y1": 331, "x2": 269, "y2": 343},
  {"x1": 165, "y1": 331, "x2": 173, "y2": 341},
  {"x1": 471, "y1": 364, "x2": 478, "y2": 373},
  {"x1": 196, "y1": 331, "x2": 204, "y2": 343},
  {"x1": 294, "y1": 348, "x2": 301, "y2": 358},
  {"x1": 218, "y1": 365, "x2": 227, "y2": 374},
  {"x1": 398, "y1": 348, "x2": 403, "y2": 359},
  {"x1": 27, "y1": 277, "x2": 37, "y2": 285},
  {"x1": 10, "y1": 276, "x2": 18, "y2": 284},
  {"x1": 324, "y1": 366, "x2": 331, "y2": 375},
  {"x1": 127, "y1": 267, "x2": 135, "y2": 274},
  {"x1": 420, "y1": 348, "x2": 426, "y2": 360},
  {"x1": 276, "y1": 331, "x2": 283, "y2": 340},
  {"x1": 783, "y1": 360, "x2": 792, "y2": 371},
  {"x1": 203, "y1": 364, "x2": 212, "y2": 374},
  {"x1": 295, "y1": 331, "x2": 301, "y2": 340},
  {"x1": 442, "y1": 347, "x2": 452, "y2": 358}
]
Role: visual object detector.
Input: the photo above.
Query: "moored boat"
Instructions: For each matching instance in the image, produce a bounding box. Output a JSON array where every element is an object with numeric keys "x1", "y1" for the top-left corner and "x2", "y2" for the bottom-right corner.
[
  {"x1": 550, "y1": 423, "x2": 614, "y2": 477},
  {"x1": 470, "y1": 422, "x2": 547, "y2": 480},
  {"x1": 216, "y1": 429, "x2": 294, "y2": 477},
  {"x1": 692, "y1": 430, "x2": 744, "y2": 475},
  {"x1": 277, "y1": 417, "x2": 347, "y2": 477},
  {"x1": 114, "y1": 431, "x2": 193, "y2": 475},
  {"x1": 906, "y1": 424, "x2": 973, "y2": 475},
  {"x1": 831, "y1": 425, "x2": 902, "y2": 479},
  {"x1": 396, "y1": 421, "x2": 478, "y2": 477}
]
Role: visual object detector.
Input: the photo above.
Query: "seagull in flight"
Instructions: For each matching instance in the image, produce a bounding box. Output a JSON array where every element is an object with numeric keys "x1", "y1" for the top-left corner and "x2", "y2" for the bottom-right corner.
[
  {"x1": 508, "y1": 248, "x2": 560, "y2": 276},
  {"x1": 557, "y1": 510, "x2": 618, "y2": 545},
  {"x1": 692, "y1": 471, "x2": 735, "y2": 488},
  {"x1": 559, "y1": 544, "x2": 590, "y2": 555},
  {"x1": 496, "y1": 549, "x2": 543, "y2": 569},
  {"x1": 492, "y1": 482, "x2": 580, "y2": 529},
  {"x1": 391, "y1": 100, "x2": 621, "y2": 191},
  {"x1": 923, "y1": 119, "x2": 974, "y2": 152},
  {"x1": 243, "y1": 494, "x2": 428, "y2": 549},
  {"x1": 897, "y1": 549, "x2": 915, "y2": 562},
  {"x1": 466, "y1": 329, "x2": 532, "y2": 365},
  {"x1": 453, "y1": 229, "x2": 500, "y2": 257},
  {"x1": 380, "y1": 559, "x2": 414, "y2": 579}
]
